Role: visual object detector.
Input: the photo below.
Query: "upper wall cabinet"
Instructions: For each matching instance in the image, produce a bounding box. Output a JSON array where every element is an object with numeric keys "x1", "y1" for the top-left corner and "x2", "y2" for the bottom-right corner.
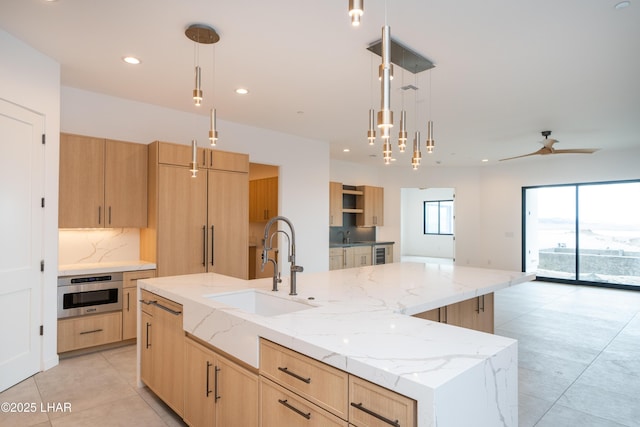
[
  {"x1": 329, "y1": 182, "x2": 343, "y2": 227},
  {"x1": 158, "y1": 142, "x2": 249, "y2": 173},
  {"x1": 249, "y1": 177, "x2": 278, "y2": 222},
  {"x1": 356, "y1": 185, "x2": 384, "y2": 227},
  {"x1": 59, "y1": 133, "x2": 148, "y2": 228}
]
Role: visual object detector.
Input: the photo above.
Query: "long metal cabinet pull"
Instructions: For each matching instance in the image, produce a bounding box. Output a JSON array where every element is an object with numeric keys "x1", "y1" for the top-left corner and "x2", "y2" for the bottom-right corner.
[
  {"x1": 211, "y1": 225, "x2": 215, "y2": 266},
  {"x1": 141, "y1": 298, "x2": 182, "y2": 316},
  {"x1": 206, "y1": 361, "x2": 212, "y2": 397},
  {"x1": 277, "y1": 366, "x2": 311, "y2": 384},
  {"x1": 108, "y1": 206, "x2": 112, "y2": 224},
  {"x1": 350, "y1": 402, "x2": 400, "y2": 427},
  {"x1": 126, "y1": 292, "x2": 130, "y2": 311},
  {"x1": 278, "y1": 399, "x2": 311, "y2": 420},
  {"x1": 79, "y1": 328, "x2": 103, "y2": 335},
  {"x1": 202, "y1": 225, "x2": 207, "y2": 267},
  {"x1": 152, "y1": 301, "x2": 182, "y2": 316},
  {"x1": 98, "y1": 206, "x2": 102, "y2": 224},
  {"x1": 145, "y1": 322, "x2": 151, "y2": 349},
  {"x1": 214, "y1": 366, "x2": 221, "y2": 402}
]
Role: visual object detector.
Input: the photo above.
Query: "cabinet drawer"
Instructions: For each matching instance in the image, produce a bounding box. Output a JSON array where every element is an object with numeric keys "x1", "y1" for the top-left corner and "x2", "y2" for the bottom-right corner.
[
  {"x1": 261, "y1": 377, "x2": 348, "y2": 427},
  {"x1": 58, "y1": 311, "x2": 122, "y2": 353},
  {"x1": 123, "y1": 269, "x2": 156, "y2": 288},
  {"x1": 260, "y1": 339, "x2": 348, "y2": 419},
  {"x1": 349, "y1": 376, "x2": 416, "y2": 427},
  {"x1": 140, "y1": 289, "x2": 181, "y2": 315}
]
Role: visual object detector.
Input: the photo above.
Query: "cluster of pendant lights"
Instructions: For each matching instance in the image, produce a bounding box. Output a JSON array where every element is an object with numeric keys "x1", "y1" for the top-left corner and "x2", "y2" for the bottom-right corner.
[
  {"x1": 349, "y1": 0, "x2": 435, "y2": 169},
  {"x1": 186, "y1": 24, "x2": 220, "y2": 177}
]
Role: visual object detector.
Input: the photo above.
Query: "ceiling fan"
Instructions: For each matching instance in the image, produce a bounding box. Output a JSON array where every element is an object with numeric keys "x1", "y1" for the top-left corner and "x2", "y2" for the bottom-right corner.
[{"x1": 499, "y1": 131, "x2": 599, "y2": 161}]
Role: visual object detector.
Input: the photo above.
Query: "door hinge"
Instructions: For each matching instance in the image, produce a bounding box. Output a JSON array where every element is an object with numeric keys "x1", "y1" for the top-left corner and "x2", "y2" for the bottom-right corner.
[
  {"x1": 41, "y1": 134, "x2": 46, "y2": 145},
  {"x1": 41, "y1": 197, "x2": 45, "y2": 208},
  {"x1": 40, "y1": 260, "x2": 44, "y2": 272},
  {"x1": 40, "y1": 325, "x2": 44, "y2": 336}
]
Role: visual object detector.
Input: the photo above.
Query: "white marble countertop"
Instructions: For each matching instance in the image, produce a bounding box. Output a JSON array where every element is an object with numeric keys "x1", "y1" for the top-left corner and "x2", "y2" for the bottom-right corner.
[
  {"x1": 59, "y1": 260, "x2": 156, "y2": 276},
  {"x1": 138, "y1": 262, "x2": 534, "y2": 427}
]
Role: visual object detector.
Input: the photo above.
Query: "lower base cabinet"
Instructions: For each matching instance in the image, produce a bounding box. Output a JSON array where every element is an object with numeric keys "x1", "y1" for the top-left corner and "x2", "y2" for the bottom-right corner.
[
  {"x1": 349, "y1": 376, "x2": 416, "y2": 427},
  {"x1": 413, "y1": 293, "x2": 494, "y2": 334},
  {"x1": 184, "y1": 337, "x2": 259, "y2": 427},
  {"x1": 259, "y1": 338, "x2": 416, "y2": 427},
  {"x1": 57, "y1": 311, "x2": 122, "y2": 353},
  {"x1": 140, "y1": 290, "x2": 184, "y2": 417},
  {"x1": 261, "y1": 377, "x2": 348, "y2": 427}
]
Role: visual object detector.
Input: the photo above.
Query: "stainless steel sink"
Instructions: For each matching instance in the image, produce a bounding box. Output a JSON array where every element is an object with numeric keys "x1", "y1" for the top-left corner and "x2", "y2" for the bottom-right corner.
[{"x1": 206, "y1": 289, "x2": 315, "y2": 316}]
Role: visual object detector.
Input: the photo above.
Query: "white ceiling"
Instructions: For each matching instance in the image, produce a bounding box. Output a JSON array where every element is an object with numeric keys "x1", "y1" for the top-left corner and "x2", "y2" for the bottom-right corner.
[{"x1": 2, "y1": 0, "x2": 639, "y2": 167}]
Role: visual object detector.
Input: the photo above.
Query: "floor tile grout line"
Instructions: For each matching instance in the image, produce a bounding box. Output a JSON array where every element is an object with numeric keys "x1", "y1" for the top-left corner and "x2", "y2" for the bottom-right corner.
[{"x1": 530, "y1": 295, "x2": 640, "y2": 426}]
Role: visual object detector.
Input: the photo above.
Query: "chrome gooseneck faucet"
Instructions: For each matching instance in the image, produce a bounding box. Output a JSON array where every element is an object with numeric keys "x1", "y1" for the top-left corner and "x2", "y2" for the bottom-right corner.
[{"x1": 261, "y1": 216, "x2": 303, "y2": 295}]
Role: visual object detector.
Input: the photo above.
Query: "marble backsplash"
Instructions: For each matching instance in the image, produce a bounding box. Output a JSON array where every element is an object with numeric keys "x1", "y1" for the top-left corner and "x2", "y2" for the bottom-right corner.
[{"x1": 58, "y1": 228, "x2": 141, "y2": 265}]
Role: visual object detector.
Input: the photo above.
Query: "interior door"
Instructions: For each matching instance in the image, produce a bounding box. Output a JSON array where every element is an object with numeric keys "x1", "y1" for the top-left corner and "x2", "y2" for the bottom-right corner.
[{"x1": 0, "y1": 98, "x2": 44, "y2": 392}]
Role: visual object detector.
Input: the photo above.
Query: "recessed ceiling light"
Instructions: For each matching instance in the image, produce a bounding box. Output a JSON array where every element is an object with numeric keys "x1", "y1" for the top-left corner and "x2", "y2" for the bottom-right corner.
[
  {"x1": 615, "y1": 1, "x2": 630, "y2": 9},
  {"x1": 481, "y1": 159, "x2": 489, "y2": 163},
  {"x1": 235, "y1": 88, "x2": 249, "y2": 95},
  {"x1": 343, "y1": 148, "x2": 350, "y2": 152},
  {"x1": 122, "y1": 56, "x2": 141, "y2": 65}
]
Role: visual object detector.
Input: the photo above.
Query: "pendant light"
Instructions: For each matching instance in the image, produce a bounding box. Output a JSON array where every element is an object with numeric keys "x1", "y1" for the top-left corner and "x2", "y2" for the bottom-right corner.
[
  {"x1": 397, "y1": 66, "x2": 407, "y2": 152},
  {"x1": 185, "y1": 24, "x2": 220, "y2": 107},
  {"x1": 425, "y1": 70, "x2": 435, "y2": 154},
  {"x1": 190, "y1": 139, "x2": 199, "y2": 177},
  {"x1": 209, "y1": 41, "x2": 219, "y2": 145},
  {"x1": 348, "y1": 0, "x2": 364, "y2": 27},
  {"x1": 411, "y1": 131, "x2": 422, "y2": 169},
  {"x1": 411, "y1": 74, "x2": 421, "y2": 169},
  {"x1": 367, "y1": 108, "x2": 376, "y2": 145},
  {"x1": 378, "y1": 24, "x2": 393, "y2": 164}
]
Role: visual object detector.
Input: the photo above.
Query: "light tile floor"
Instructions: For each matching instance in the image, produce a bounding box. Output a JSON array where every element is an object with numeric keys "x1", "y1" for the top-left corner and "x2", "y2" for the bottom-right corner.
[{"x1": 1, "y1": 281, "x2": 639, "y2": 426}]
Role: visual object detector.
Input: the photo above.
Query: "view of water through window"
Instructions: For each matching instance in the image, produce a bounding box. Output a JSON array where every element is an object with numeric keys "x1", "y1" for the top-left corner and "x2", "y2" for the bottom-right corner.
[{"x1": 524, "y1": 181, "x2": 640, "y2": 289}]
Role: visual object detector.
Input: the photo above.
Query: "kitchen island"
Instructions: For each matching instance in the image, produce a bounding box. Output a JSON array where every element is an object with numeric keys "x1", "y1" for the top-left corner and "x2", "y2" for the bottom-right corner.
[{"x1": 138, "y1": 261, "x2": 534, "y2": 427}]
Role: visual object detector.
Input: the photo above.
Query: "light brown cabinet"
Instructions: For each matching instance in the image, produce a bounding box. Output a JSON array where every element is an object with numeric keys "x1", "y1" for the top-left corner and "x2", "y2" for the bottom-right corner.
[
  {"x1": 261, "y1": 377, "x2": 348, "y2": 427},
  {"x1": 184, "y1": 336, "x2": 258, "y2": 427},
  {"x1": 329, "y1": 248, "x2": 345, "y2": 271},
  {"x1": 59, "y1": 133, "x2": 147, "y2": 228},
  {"x1": 140, "y1": 290, "x2": 184, "y2": 417},
  {"x1": 57, "y1": 311, "x2": 122, "y2": 353},
  {"x1": 260, "y1": 339, "x2": 416, "y2": 427},
  {"x1": 142, "y1": 141, "x2": 249, "y2": 278},
  {"x1": 356, "y1": 186, "x2": 384, "y2": 227},
  {"x1": 250, "y1": 177, "x2": 278, "y2": 222},
  {"x1": 122, "y1": 270, "x2": 156, "y2": 340},
  {"x1": 413, "y1": 293, "x2": 494, "y2": 334},
  {"x1": 349, "y1": 375, "x2": 416, "y2": 427},
  {"x1": 329, "y1": 246, "x2": 374, "y2": 271},
  {"x1": 329, "y1": 181, "x2": 343, "y2": 226},
  {"x1": 260, "y1": 339, "x2": 349, "y2": 420}
]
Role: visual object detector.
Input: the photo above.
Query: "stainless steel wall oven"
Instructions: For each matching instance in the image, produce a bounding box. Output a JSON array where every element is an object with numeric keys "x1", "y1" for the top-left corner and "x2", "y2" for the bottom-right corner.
[{"x1": 57, "y1": 272, "x2": 123, "y2": 318}]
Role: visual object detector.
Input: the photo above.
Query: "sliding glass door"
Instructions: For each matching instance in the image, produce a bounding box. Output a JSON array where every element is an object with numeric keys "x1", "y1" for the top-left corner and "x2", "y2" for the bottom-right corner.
[{"x1": 524, "y1": 180, "x2": 640, "y2": 290}]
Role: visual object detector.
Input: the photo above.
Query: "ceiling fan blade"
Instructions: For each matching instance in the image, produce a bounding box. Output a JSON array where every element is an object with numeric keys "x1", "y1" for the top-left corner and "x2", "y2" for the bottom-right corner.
[
  {"x1": 552, "y1": 148, "x2": 599, "y2": 154},
  {"x1": 499, "y1": 152, "x2": 541, "y2": 161},
  {"x1": 499, "y1": 147, "x2": 549, "y2": 161}
]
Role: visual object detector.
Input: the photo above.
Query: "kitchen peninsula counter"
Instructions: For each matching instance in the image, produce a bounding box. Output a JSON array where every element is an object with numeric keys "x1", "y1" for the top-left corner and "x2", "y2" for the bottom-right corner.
[{"x1": 138, "y1": 262, "x2": 534, "y2": 426}]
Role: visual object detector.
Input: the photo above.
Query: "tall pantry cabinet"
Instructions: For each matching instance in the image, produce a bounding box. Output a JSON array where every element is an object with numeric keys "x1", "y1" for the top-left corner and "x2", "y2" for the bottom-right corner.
[{"x1": 142, "y1": 141, "x2": 249, "y2": 279}]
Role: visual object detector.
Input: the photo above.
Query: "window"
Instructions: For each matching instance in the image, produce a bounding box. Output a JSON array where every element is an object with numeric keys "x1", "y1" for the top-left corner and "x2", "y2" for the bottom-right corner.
[
  {"x1": 523, "y1": 179, "x2": 640, "y2": 290},
  {"x1": 423, "y1": 200, "x2": 453, "y2": 235}
]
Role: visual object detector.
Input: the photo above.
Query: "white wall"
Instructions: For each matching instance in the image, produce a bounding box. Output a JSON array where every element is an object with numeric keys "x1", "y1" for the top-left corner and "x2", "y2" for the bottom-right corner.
[
  {"x1": 401, "y1": 188, "x2": 455, "y2": 258},
  {"x1": 0, "y1": 29, "x2": 60, "y2": 370},
  {"x1": 331, "y1": 146, "x2": 640, "y2": 270},
  {"x1": 61, "y1": 87, "x2": 330, "y2": 273},
  {"x1": 477, "y1": 147, "x2": 640, "y2": 271}
]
